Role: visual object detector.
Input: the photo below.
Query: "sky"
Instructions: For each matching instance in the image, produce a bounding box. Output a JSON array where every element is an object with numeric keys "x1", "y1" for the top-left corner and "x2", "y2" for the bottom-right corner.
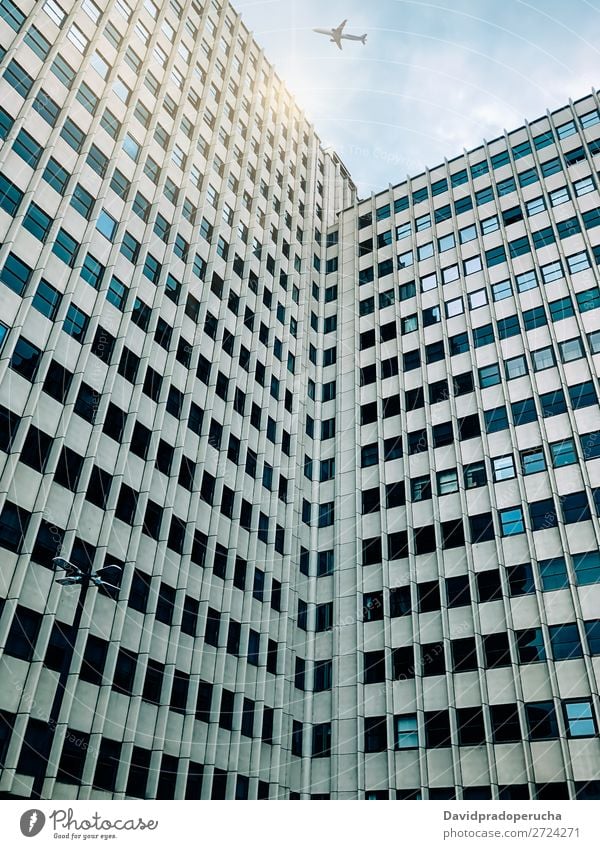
[{"x1": 234, "y1": 0, "x2": 600, "y2": 197}]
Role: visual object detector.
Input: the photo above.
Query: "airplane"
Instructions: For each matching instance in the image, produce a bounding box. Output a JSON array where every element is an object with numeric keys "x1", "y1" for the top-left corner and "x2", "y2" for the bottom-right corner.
[
  {"x1": 53, "y1": 557, "x2": 122, "y2": 590},
  {"x1": 313, "y1": 19, "x2": 367, "y2": 50}
]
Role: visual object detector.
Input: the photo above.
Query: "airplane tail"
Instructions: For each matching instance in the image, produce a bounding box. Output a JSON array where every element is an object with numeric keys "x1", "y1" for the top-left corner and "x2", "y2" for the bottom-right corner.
[{"x1": 361, "y1": 34, "x2": 367, "y2": 44}]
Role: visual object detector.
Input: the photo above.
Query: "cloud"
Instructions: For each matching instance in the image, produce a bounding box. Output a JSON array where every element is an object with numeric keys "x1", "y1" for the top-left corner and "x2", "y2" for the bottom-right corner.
[{"x1": 235, "y1": 0, "x2": 600, "y2": 191}]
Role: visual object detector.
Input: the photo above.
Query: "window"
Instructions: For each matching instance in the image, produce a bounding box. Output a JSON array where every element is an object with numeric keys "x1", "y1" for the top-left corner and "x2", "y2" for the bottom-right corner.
[
  {"x1": 567, "y1": 251, "x2": 591, "y2": 274},
  {"x1": 53, "y1": 229, "x2": 79, "y2": 268},
  {"x1": 561, "y1": 491, "x2": 591, "y2": 524},
  {"x1": 451, "y1": 637, "x2": 477, "y2": 672},
  {"x1": 516, "y1": 628, "x2": 546, "y2": 663},
  {"x1": 564, "y1": 701, "x2": 596, "y2": 738},
  {"x1": 10, "y1": 337, "x2": 42, "y2": 381},
  {"x1": 23, "y1": 204, "x2": 52, "y2": 242},
  {"x1": 312, "y1": 723, "x2": 331, "y2": 758},
  {"x1": 1, "y1": 253, "x2": 32, "y2": 295},
  {"x1": 424, "y1": 711, "x2": 451, "y2": 748},
  {"x1": 70, "y1": 184, "x2": 94, "y2": 220},
  {"x1": 507, "y1": 563, "x2": 535, "y2": 596},
  {"x1": 519, "y1": 446, "x2": 545, "y2": 475},
  {"x1": 540, "y1": 389, "x2": 566, "y2": 417},
  {"x1": 530, "y1": 498, "x2": 557, "y2": 531},
  {"x1": 95, "y1": 208, "x2": 120, "y2": 245},
  {"x1": 493, "y1": 455, "x2": 515, "y2": 482},
  {"x1": 63, "y1": 304, "x2": 88, "y2": 343},
  {"x1": 569, "y1": 381, "x2": 597, "y2": 410},
  {"x1": 574, "y1": 177, "x2": 595, "y2": 196},
  {"x1": 550, "y1": 186, "x2": 570, "y2": 206},
  {"x1": 32, "y1": 279, "x2": 61, "y2": 320},
  {"x1": 479, "y1": 364, "x2": 500, "y2": 388},
  {"x1": 33, "y1": 90, "x2": 60, "y2": 127},
  {"x1": 548, "y1": 623, "x2": 583, "y2": 660},
  {"x1": 526, "y1": 702, "x2": 559, "y2": 740},
  {"x1": 4, "y1": 605, "x2": 42, "y2": 660},
  {"x1": 484, "y1": 406, "x2": 509, "y2": 433},
  {"x1": 577, "y1": 288, "x2": 600, "y2": 313},
  {"x1": 62, "y1": 116, "x2": 87, "y2": 152},
  {"x1": 318, "y1": 502, "x2": 334, "y2": 528},
  {"x1": 119, "y1": 134, "x2": 140, "y2": 165},
  {"x1": 437, "y1": 469, "x2": 458, "y2": 495},
  {"x1": 530, "y1": 347, "x2": 554, "y2": 372},
  {"x1": 499, "y1": 507, "x2": 525, "y2": 536},
  {"x1": 394, "y1": 714, "x2": 418, "y2": 749},
  {"x1": 538, "y1": 557, "x2": 568, "y2": 591},
  {"x1": 364, "y1": 716, "x2": 387, "y2": 753},
  {"x1": 42, "y1": 158, "x2": 69, "y2": 194},
  {"x1": 464, "y1": 462, "x2": 486, "y2": 489}
]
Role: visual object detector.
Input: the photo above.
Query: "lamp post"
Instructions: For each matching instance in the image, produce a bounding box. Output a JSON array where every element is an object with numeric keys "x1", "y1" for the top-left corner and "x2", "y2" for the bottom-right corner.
[{"x1": 30, "y1": 558, "x2": 121, "y2": 800}]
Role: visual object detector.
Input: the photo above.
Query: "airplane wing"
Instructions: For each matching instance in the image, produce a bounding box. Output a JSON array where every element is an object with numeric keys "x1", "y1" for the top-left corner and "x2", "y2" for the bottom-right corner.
[
  {"x1": 333, "y1": 34, "x2": 343, "y2": 49},
  {"x1": 334, "y1": 19, "x2": 348, "y2": 36}
]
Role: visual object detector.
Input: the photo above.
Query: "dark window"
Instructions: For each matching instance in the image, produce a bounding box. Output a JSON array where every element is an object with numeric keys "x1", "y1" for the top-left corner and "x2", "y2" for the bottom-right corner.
[
  {"x1": 155, "y1": 583, "x2": 176, "y2": 626},
  {"x1": 548, "y1": 623, "x2": 583, "y2": 660},
  {"x1": 80, "y1": 634, "x2": 108, "y2": 685},
  {"x1": 424, "y1": 711, "x2": 451, "y2": 748},
  {"x1": 181, "y1": 596, "x2": 199, "y2": 637},
  {"x1": 43, "y1": 361, "x2": 72, "y2": 403},
  {"x1": 32, "y1": 519, "x2": 64, "y2": 567},
  {"x1": 170, "y1": 670, "x2": 190, "y2": 715},
  {"x1": 483, "y1": 632, "x2": 511, "y2": 667},
  {"x1": 10, "y1": 337, "x2": 42, "y2": 381},
  {"x1": 205, "y1": 608, "x2": 221, "y2": 646},
  {"x1": 127, "y1": 569, "x2": 150, "y2": 613},
  {"x1": 113, "y1": 648, "x2": 138, "y2": 696},
  {"x1": 93, "y1": 739, "x2": 122, "y2": 792},
  {"x1": 507, "y1": 563, "x2": 535, "y2": 596},
  {"x1": 53, "y1": 447, "x2": 84, "y2": 491},
  {"x1": 389, "y1": 585, "x2": 411, "y2": 617},
  {"x1": 115, "y1": 484, "x2": 138, "y2": 525},
  {"x1": 477, "y1": 570, "x2": 502, "y2": 602},
  {"x1": 4, "y1": 604, "x2": 42, "y2": 660},
  {"x1": 13, "y1": 129, "x2": 43, "y2": 167},
  {"x1": 446, "y1": 575, "x2": 471, "y2": 608},
  {"x1": 457, "y1": 707, "x2": 486, "y2": 746},
  {"x1": 0, "y1": 174, "x2": 23, "y2": 215},
  {"x1": 418, "y1": 580, "x2": 440, "y2": 612},
  {"x1": 364, "y1": 716, "x2": 387, "y2": 753},
  {"x1": 16, "y1": 718, "x2": 49, "y2": 777},
  {"x1": 392, "y1": 646, "x2": 415, "y2": 680},
  {"x1": 312, "y1": 723, "x2": 331, "y2": 757},
  {"x1": 469, "y1": 513, "x2": 494, "y2": 543},
  {"x1": 516, "y1": 628, "x2": 546, "y2": 663},
  {"x1": 20, "y1": 426, "x2": 53, "y2": 472},
  {"x1": 526, "y1": 702, "x2": 559, "y2": 740},
  {"x1": 451, "y1": 637, "x2": 477, "y2": 672},
  {"x1": 0, "y1": 253, "x2": 33, "y2": 295},
  {"x1": 561, "y1": 491, "x2": 591, "y2": 524},
  {"x1": 422, "y1": 642, "x2": 445, "y2": 676},
  {"x1": 63, "y1": 304, "x2": 88, "y2": 341},
  {"x1": 364, "y1": 650, "x2": 386, "y2": 684},
  {"x1": 490, "y1": 704, "x2": 521, "y2": 742},
  {"x1": 56, "y1": 728, "x2": 90, "y2": 784},
  {"x1": 142, "y1": 659, "x2": 165, "y2": 705}
]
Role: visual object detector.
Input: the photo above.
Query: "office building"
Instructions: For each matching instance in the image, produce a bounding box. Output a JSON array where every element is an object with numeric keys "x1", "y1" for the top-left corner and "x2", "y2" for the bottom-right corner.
[{"x1": 0, "y1": 0, "x2": 600, "y2": 801}]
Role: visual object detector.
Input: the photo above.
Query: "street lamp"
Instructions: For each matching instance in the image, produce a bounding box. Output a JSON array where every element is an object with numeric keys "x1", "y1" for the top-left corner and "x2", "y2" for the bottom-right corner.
[{"x1": 30, "y1": 558, "x2": 122, "y2": 800}]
